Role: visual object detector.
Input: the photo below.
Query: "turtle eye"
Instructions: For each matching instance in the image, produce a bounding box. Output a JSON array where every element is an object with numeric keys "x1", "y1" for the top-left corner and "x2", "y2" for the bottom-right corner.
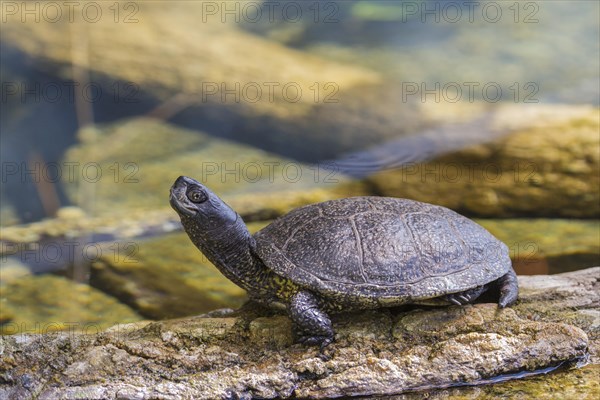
[{"x1": 187, "y1": 188, "x2": 207, "y2": 204}]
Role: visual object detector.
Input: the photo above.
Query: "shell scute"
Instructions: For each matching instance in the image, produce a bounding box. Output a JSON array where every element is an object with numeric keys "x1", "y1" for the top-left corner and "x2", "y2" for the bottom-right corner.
[
  {"x1": 281, "y1": 217, "x2": 365, "y2": 284},
  {"x1": 402, "y1": 212, "x2": 469, "y2": 276},
  {"x1": 353, "y1": 212, "x2": 425, "y2": 285}
]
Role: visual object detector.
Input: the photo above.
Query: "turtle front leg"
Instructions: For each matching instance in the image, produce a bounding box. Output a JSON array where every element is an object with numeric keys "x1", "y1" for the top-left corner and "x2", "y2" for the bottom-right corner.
[
  {"x1": 497, "y1": 267, "x2": 519, "y2": 308},
  {"x1": 289, "y1": 290, "x2": 334, "y2": 348}
]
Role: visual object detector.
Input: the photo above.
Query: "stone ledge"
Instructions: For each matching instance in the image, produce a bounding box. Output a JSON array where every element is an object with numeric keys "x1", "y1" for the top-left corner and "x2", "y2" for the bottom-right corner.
[{"x1": 1, "y1": 267, "x2": 597, "y2": 399}]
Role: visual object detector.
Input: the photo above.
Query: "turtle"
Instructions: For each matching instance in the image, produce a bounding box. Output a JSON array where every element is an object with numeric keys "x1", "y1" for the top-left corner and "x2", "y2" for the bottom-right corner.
[{"x1": 170, "y1": 176, "x2": 518, "y2": 347}]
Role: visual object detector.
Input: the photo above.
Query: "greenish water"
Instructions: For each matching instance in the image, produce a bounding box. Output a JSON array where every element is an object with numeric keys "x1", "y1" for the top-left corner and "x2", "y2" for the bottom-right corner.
[
  {"x1": 247, "y1": 0, "x2": 600, "y2": 104},
  {"x1": 0, "y1": 0, "x2": 598, "y2": 397},
  {"x1": 379, "y1": 363, "x2": 599, "y2": 399}
]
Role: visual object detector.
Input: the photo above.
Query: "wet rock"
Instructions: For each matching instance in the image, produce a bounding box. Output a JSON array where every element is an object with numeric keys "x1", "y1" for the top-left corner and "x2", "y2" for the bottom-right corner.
[
  {"x1": 515, "y1": 267, "x2": 600, "y2": 364},
  {"x1": 1, "y1": 268, "x2": 597, "y2": 399},
  {"x1": 367, "y1": 106, "x2": 599, "y2": 218},
  {"x1": 0, "y1": 205, "x2": 178, "y2": 245},
  {"x1": 0, "y1": 274, "x2": 141, "y2": 335}
]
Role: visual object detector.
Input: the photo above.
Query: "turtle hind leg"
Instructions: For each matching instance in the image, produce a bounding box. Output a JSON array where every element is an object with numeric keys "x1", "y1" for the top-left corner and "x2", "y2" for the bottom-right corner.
[
  {"x1": 445, "y1": 285, "x2": 488, "y2": 306},
  {"x1": 289, "y1": 290, "x2": 334, "y2": 349},
  {"x1": 497, "y1": 268, "x2": 519, "y2": 308}
]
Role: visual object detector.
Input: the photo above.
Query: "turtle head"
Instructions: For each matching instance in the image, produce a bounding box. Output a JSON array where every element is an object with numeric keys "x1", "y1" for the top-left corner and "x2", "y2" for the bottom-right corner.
[
  {"x1": 170, "y1": 176, "x2": 237, "y2": 231},
  {"x1": 170, "y1": 176, "x2": 270, "y2": 295}
]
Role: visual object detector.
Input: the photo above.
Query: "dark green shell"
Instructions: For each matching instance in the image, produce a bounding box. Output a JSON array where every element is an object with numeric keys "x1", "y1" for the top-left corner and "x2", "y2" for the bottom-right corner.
[{"x1": 253, "y1": 197, "x2": 510, "y2": 302}]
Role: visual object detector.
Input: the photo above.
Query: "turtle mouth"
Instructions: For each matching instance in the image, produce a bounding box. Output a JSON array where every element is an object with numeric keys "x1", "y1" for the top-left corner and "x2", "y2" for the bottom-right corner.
[{"x1": 169, "y1": 180, "x2": 198, "y2": 216}]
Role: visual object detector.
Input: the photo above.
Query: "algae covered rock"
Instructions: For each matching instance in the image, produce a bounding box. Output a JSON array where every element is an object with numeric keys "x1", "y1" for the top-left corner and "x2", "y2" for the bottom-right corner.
[
  {"x1": 62, "y1": 117, "x2": 368, "y2": 220},
  {"x1": 477, "y1": 218, "x2": 600, "y2": 275},
  {"x1": 0, "y1": 274, "x2": 141, "y2": 335},
  {"x1": 367, "y1": 106, "x2": 599, "y2": 218},
  {"x1": 2, "y1": 268, "x2": 597, "y2": 399},
  {"x1": 385, "y1": 363, "x2": 600, "y2": 400}
]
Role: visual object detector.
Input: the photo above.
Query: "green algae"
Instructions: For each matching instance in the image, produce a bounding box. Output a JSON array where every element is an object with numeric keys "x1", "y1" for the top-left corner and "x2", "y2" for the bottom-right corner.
[
  {"x1": 0, "y1": 274, "x2": 141, "y2": 335},
  {"x1": 477, "y1": 219, "x2": 600, "y2": 275}
]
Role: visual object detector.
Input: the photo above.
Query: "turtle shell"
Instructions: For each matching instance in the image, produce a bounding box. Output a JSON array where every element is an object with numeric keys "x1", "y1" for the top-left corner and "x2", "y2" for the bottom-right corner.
[{"x1": 253, "y1": 197, "x2": 510, "y2": 303}]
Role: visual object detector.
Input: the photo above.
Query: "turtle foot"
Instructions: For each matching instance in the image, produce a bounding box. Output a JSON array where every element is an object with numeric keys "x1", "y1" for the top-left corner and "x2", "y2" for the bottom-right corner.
[
  {"x1": 297, "y1": 334, "x2": 334, "y2": 349},
  {"x1": 289, "y1": 290, "x2": 335, "y2": 349}
]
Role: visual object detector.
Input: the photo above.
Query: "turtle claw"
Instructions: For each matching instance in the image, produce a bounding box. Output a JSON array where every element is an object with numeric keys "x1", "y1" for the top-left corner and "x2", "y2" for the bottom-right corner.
[
  {"x1": 446, "y1": 294, "x2": 469, "y2": 305},
  {"x1": 447, "y1": 296, "x2": 463, "y2": 306},
  {"x1": 445, "y1": 285, "x2": 487, "y2": 306}
]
